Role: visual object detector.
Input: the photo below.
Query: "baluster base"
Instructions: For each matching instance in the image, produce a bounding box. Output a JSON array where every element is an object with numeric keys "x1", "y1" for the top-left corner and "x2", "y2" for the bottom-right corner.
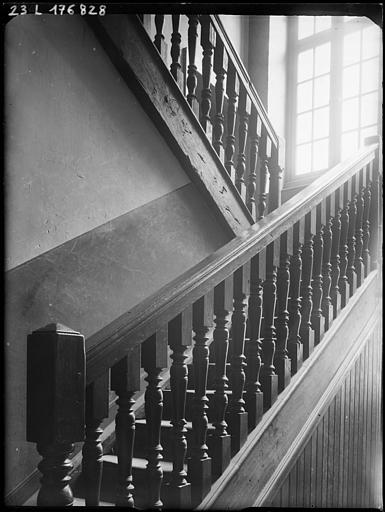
[
  {"x1": 226, "y1": 411, "x2": 248, "y2": 454},
  {"x1": 288, "y1": 342, "x2": 303, "y2": 374},
  {"x1": 188, "y1": 457, "x2": 212, "y2": 506},
  {"x1": 348, "y1": 272, "x2": 357, "y2": 298},
  {"x1": 364, "y1": 255, "x2": 371, "y2": 278},
  {"x1": 332, "y1": 292, "x2": 342, "y2": 319},
  {"x1": 355, "y1": 262, "x2": 364, "y2": 288},
  {"x1": 311, "y1": 316, "x2": 324, "y2": 346},
  {"x1": 262, "y1": 373, "x2": 278, "y2": 412},
  {"x1": 164, "y1": 481, "x2": 191, "y2": 510},
  {"x1": 301, "y1": 328, "x2": 314, "y2": 361},
  {"x1": 245, "y1": 391, "x2": 264, "y2": 431},
  {"x1": 339, "y1": 282, "x2": 348, "y2": 309},
  {"x1": 207, "y1": 433, "x2": 231, "y2": 477},
  {"x1": 322, "y1": 303, "x2": 334, "y2": 332},
  {"x1": 275, "y1": 358, "x2": 291, "y2": 393},
  {"x1": 189, "y1": 97, "x2": 200, "y2": 118}
]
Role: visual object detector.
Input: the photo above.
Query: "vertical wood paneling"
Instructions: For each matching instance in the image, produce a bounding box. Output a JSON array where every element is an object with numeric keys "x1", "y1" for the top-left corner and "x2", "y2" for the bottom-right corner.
[{"x1": 270, "y1": 320, "x2": 382, "y2": 508}]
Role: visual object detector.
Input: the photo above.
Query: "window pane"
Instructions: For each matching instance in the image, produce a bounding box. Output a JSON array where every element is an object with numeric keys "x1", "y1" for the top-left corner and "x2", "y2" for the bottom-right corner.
[
  {"x1": 296, "y1": 143, "x2": 312, "y2": 174},
  {"x1": 342, "y1": 97, "x2": 359, "y2": 131},
  {"x1": 361, "y1": 58, "x2": 379, "y2": 93},
  {"x1": 361, "y1": 92, "x2": 378, "y2": 127},
  {"x1": 343, "y1": 31, "x2": 361, "y2": 66},
  {"x1": 314, "y1": 75, "x2": 330, "y2": 107},
  {"x1": 297, "y1": 80, "x2": 313, "y2": 112},
  {"x1": 360, "y1": 125, "x2": 378, "y2": 146},
  {"x1": 298, "y1": 16, "x2": 314, "y2": 39},
  {"x1": 315, "y1": 16, "x2": 331, "y2": 33},
  {"x1": 343, "y1": 64, "x2": 360, "y2": 99},
  {"x1": 314, "y1": 43, "x2": 331, "y2": 76},
  {"x1": 313, "y1": 139, "x2": 329, "y2": 171},
  {"x1": 362, "y1": 25, "x2": 381, "y2": 59},
  {"x1": 313, "y1": 107, "x2": 329, "y2": 139},
  {"x1": 298, "y1": 49, "x2": 314, "y2": 82},
  {"x1": 297, "y1": 112, "x2": 313, "y2": 143},
  {"x1": 341, "y1": 131, "x2": 358, "y2": 160}
]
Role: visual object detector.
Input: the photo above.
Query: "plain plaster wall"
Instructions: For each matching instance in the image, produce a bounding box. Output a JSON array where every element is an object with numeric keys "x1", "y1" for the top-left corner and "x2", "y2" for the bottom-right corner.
[{"x1": 5, "y1": 14, "x2": 190, "y2": 271}]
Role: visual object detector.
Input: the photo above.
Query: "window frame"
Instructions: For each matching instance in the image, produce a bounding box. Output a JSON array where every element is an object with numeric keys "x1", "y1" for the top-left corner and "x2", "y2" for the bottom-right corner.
[{"x1": 285, "y1": 15, "x2": 382, "y2": 187}]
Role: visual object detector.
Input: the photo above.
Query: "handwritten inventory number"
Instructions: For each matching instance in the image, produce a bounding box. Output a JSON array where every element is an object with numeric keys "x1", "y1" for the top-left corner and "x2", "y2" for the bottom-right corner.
[{"x1": 9, "y1": 4, "x2": 107, "y2": 16}]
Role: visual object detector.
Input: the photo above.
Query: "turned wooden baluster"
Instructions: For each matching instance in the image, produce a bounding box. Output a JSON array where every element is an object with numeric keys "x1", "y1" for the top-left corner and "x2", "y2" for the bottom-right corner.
[
  {"x1": 200, "y1": 15, "x2": 216, "y2": 139},
  {"x1": 82, "y1": 374, "x2": 109, "y2": 506},
  {"x1": 245, "y1": 252, "x2": 265, "y2": 430},
  {"x1": 170, "y1": 15, "x2": 183, "y2": 89},
  {"x1": 274, "y1": 232, "x2": 292, "y2": 392},
  {"x1": 330, "y1": 188, "x2": 342, "y2": 319},
  {"x1": 268, "y1": 138, "x2": 284, "y2": 213},
  {"x1": 235, "y1": 87, "x2": 252, "y2": 199},
  {"x1": 321, "y1": 196, "x2": 333, "y2": 332},
  {"x1": 369, "y1": 148, "x2": 380, "y2": 270},
  {"x1": 347, "y1": 177, "x2": 358, "y2": 297},
  {"x1": 26, "y1": 324, "x2": 85, "y2": 507},
  {"x1": 261, "y1": 240, "x2": 279, "y2": 411},
  {"x1": 167, "y1": 310, "x2": 192, "y2": 509},
  {"x1": 111, "y1": 347, "x2": 141, "y2": 507},
  {"x1": 209, "y1": 277, "x2": 233, "y2": 477},
  {"x1": 299, "y1": 212, "x2": 315, "y2": 360},
  {"x1": 224, "y1": 62, "x2": 240, "y2": 180},
  {"x1": 311, "y1": 203, "x2": 324, "y2": 347},
  {"x1": 154, "y1": 15, "x2": 167, "y2": 60},
  {"x1": 338, "y1": 181, "x2": 350, "y2": 308},
  {"x1": 258, "y1": 133, "x2": 271, "y2": 220},
  {"x1": 354, "y1": 169, "x2": 365, "y2": 286},
  {"x1": 227, "y1": 263, "x2": 250, "y2": 454},
  {"x1": 287, "y1": 221, "x2": 304, "y2": 373},
  {"x1": 362, "y1": 166, "x2": 372, "y2": 277},
  {"x1": 212, "y1": 38, "x2": 228, "y2": 160},
  {"x1": 141, "y1": 330, "x2": 169, "y2": 510},
  {"x1": 366, "y1": 136, "x2": 381, "y2": 270},
  {"x1": 246, "y1": 108, "x2": 262, "y2": 220},
  {"x1": 186, "y1": 15, "x2": 200, "y2": 116},
  {"x1": 189, "y1": 292, "x2": 214, "y2": 506}
]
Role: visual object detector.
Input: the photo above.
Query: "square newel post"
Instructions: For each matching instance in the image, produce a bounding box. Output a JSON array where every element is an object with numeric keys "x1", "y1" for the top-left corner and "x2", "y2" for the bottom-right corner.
[{"x1": 27, "y1": 323, "x2": 85, "y2": 507}]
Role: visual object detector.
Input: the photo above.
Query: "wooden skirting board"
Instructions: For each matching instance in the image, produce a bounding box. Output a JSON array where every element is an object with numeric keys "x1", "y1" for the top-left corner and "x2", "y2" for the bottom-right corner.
[{"x1": 199, "y1": 269, "x2": 380, "y2": 510}]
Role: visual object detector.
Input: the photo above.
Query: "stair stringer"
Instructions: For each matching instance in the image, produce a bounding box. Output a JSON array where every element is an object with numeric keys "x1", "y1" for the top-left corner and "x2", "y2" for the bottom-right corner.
[
  {"x1": 198, "y1": 270, "x2": 380, "y2": 510},
  {"x1": 87, "y1": 15, "x2": 254, "y2": 238}
]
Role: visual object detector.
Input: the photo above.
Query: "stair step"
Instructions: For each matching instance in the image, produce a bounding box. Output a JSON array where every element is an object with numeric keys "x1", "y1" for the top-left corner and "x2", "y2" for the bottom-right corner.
[
  {"x1": 134, "y1": 418, "x2": 195, "y2": 459},
  {"x1": 187, "y1": 362, "x2": 232, "y2": 389},
  {"x1": 163, "y1": 388, "x2": 234, "y2": 421},
  {"x1": 99, "y1": 454, "x2": 189, "y2": 509}
]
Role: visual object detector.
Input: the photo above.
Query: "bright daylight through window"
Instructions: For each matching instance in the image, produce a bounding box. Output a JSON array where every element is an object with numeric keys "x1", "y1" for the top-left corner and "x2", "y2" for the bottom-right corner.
[{"x1": 290, "y1": 16, "x2": 381, "y2": 176}]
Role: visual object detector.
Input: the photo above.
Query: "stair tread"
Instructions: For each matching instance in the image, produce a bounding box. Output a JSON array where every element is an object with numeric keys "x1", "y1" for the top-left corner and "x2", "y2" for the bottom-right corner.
[{"x1": 103, "y1": 454, "x2": 186, "y2": 473}]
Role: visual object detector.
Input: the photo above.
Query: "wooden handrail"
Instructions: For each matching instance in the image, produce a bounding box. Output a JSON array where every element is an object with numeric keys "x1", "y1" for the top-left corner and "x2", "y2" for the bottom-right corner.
[
  {"x1": 210, "y1": 15, "x2": 279, "y2": 148},
  {"x1": 85, "y1": 144, "x2": 377, "y2": 385}
]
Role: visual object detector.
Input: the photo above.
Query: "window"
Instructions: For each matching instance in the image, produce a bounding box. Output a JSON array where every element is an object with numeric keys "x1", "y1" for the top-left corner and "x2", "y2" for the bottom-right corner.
[{"x1": 287, "y1": 16, "x2": 382, "y2": 179}]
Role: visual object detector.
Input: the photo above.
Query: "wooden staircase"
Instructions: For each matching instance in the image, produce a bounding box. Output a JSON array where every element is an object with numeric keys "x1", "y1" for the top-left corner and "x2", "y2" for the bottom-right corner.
[{"x1": 23, "y1": 13, "x2": 382, "y2": 510}]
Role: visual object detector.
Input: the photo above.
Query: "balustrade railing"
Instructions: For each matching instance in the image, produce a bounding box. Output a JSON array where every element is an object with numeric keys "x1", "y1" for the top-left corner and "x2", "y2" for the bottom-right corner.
[
  {"x1": 26, "y1": 141, "x2": 380, "y2": 508},
  {"x1": 140, "y1": 14, "x2": 283, "y2": 222}
]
